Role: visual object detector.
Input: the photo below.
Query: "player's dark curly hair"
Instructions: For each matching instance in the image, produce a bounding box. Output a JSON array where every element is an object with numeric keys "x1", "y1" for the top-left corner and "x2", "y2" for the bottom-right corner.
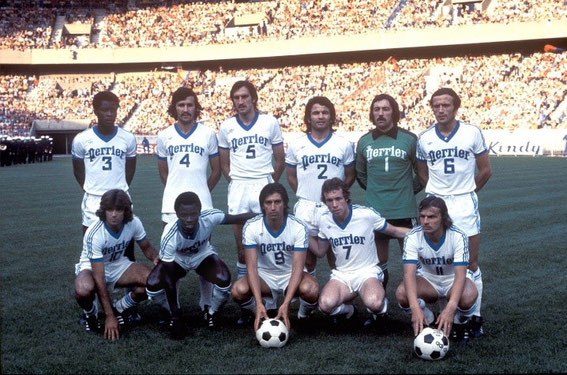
[
  {"x1": 259, "y1": 183, "x2": 289, "y2": 216},
  {"x1": 230, "y1": 80, "x2": 258, "y2": 110},
  {"x1": 418, "y1": 196, "x2": 453, "y2": 230},
  {"x1": 174, "y1": 191, "x2": 202, "y2": 213},
  {"x1": 96, "y1": 189, "x2": 133, "y2": 223},
  {"x1": 304, "y1": 96, "x2": 336, "y2": 133},
  {"x1": 321, "y1": 177, "x2": 351, "y2": 204},
  {"x1": 93, "y1": 91, "x2": 119, "y2": 111},
  {"x1": 167, "y1": 87, "x2": 203, "y2": 120},
  {"x1": 369, "y1": 93, "x2": 400, "y2": 125},
  {"x1": 429, "y1": 87, "x2": 461, "y2": 110}
]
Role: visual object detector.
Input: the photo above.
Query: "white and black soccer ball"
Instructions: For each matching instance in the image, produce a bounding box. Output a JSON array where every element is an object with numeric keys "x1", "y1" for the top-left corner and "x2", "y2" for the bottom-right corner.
[
  {"x1": 414, "y1": 327, "x2": 450, "y2": 360},
  {"x1": 255, "y1": 319, "x2": 289, "y2": 348}
]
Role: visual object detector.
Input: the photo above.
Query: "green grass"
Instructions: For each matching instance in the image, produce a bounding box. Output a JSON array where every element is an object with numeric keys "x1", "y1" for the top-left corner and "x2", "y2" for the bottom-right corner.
[{"x1": 1, "y1": 155, "x2": 566, "y2": 374}]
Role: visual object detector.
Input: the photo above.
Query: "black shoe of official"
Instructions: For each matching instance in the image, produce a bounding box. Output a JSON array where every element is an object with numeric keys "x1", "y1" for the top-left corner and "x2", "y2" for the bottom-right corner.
[
  {"x1": 468, "y1": 316, "x2": 485, "y2": 338},
  {"x1": 112, "y1": 308, "x2": 126, "y2": 326},
  {"x1": 363, "y1": 312, "x2": 389, "y2": 328},
  {"x1": 331, "y1": 306, "x2": 357, "y2": 328},
  {"x1": 202, "y1": 305, "x2": 210, "y2": 322},
  {"x1": 79, "y1": 314, "x2": 101, "y2": 333}
]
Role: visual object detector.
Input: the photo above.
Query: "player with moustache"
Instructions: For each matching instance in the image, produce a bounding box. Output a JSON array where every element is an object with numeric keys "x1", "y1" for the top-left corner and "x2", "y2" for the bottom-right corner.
[
  {"x1": 355, "y1": 94, "x2": 421, "y2": 297},
  {"x1": 217, "y1": 80, "x2": 285, "y2": 323},
  {"x1": 231, "y1": 183, "x2": 319, "y2": 331},
  {"x1": 156, "y1": 87, "x2": 221, "y2": 321}
]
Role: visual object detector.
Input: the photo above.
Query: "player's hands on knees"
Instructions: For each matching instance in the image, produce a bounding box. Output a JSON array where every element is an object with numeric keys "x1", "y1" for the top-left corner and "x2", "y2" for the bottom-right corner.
[
  {"x1": 254, "y1": 304, "x2": 269, "y2": 331},
  {"x1": 411, "y1": 309, "x2": 426, "y2": 337},
  {"x1": 436, "y1": 309, "x2": 453, "y2": 337},
  {"x1": 104, "y1": 315, "x2": 120, "y2": 341}
]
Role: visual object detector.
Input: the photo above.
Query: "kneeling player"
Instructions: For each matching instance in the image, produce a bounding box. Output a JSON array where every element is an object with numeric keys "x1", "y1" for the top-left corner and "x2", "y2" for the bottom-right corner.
[
  {"x1": 314, "y1": 178, "x2": 410, "y2": 327},
  {"x1": 146, "y1": 192, "x2": 256, "y2": 339},
  {"x1": 74, "y1": 189, "x2": 159, "y2": 341},
  {"x1": 395, "y1": 196, "x2": 478, "y2": 341},
  {"x1": 231, "y1": 183, "x2": 319, "y2": 331}
]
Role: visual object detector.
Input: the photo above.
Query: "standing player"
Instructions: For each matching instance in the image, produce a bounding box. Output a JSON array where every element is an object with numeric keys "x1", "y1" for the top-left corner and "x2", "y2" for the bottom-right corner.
[
  {"x1": 355, "y1": 94, "x2": 420, "y2": 291},
  {"x1": 286, "y1": 96, "x2": 355, "y2": 280},
  {"x1": 231, "y1": 183, "x2": 319, "y2": 331},
  {"x1": 156, "y1": 87, "x2": 221, "y2": 318},
  {"x1": 314, "y1": 178, "x2": 410, "y2": 326},
  {"x1": 416, "y1": 87, "x2": 492, "y2": 338},
  {"x1": 217, "y1": 80, "x2": 285, "y2": 320},
  {"x1": 395, "y1": 196, "x2": 478, "y2": 340},
  {"x1": 74, "y1": 189, "x2": 159, "y2": 341},
  {"x1": 72, "y1": 91, "x2": 137, "y2": 235},
  {"x1": 146, "y1": 192, "x2": 256, "y2": 338}
]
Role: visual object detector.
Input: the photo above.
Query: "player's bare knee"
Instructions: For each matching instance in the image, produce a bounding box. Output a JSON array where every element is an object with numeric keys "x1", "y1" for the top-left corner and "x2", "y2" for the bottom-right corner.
[
  {"x1": 299, "y1": 280, "x2": 319, "y2": 303},
  {"x1": 231, "y1": 280, "x2": 249, "y2": 302},
  {"x1": 395, "y1": 284, "x2": 408, "y2": 306},
  {"x1": 318, "y1": 294, "x2": 336, "y2": 314}
]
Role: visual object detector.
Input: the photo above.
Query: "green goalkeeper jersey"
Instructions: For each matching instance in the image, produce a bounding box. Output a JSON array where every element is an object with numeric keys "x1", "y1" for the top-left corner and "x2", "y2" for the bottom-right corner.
[{"x1": 355, "y1": 126, "x2": 419, "y2": 219}]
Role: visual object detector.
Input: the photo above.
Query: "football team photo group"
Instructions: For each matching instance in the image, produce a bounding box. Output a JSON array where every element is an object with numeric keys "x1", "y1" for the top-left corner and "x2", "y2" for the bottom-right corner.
[{"x1": 71, "y1": 81, "x2": 489, "y2": 354}]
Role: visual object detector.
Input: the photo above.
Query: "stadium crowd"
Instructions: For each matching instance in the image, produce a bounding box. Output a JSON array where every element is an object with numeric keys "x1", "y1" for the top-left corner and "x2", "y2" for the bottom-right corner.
[
  {"x1": 1, "y1": 50, "x2": 565, "y2": 137},
  {"x1": 0, "y1": 0, "x2": 565, "y2": 50}
]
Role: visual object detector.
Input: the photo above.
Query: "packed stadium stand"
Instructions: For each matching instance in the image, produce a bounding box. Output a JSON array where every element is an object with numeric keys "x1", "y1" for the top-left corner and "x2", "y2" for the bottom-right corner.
[{"x1": 1, "y1": 0, "x2": 566, "y2": 147}]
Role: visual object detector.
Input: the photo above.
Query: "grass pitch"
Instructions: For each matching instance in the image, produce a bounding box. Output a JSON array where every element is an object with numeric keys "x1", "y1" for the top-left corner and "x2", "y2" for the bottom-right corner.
[{"x1": 1, "y1": 155, "x2": 566, "y2": 374}]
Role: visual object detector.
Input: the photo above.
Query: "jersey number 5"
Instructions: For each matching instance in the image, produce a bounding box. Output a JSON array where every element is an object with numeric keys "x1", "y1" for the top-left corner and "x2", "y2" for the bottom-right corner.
[{"x1": 246, "y1": 145, "x2": 256, "y2": 159}]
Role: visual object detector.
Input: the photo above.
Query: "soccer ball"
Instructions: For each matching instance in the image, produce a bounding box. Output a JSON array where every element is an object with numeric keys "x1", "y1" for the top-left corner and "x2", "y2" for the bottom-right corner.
[
  {"x1": 413, "y1": 327, "x2": 450, "y2": 360},
  {"x1": 255, "y1": 319, "x2": 289, "y2": 348}
]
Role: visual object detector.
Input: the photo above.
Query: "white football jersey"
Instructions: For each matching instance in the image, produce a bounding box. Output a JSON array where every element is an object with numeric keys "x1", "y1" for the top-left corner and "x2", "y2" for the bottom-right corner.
[
  {"x1": 80, "y1": 215, "x2": 146, "y2": 265},
  {"x1": 156, "y1": 122, "x2": 218, "y2": 212},
  {"x1": 416, "y1": 121, "x2": 488, "y2": 195},
  {"x1": 242, "y1": 214, "x2": 308, "y2": 275},
  {"x1": 71, "y1": 126, "x2": 137, "y2": 195},
  {"x1": 285, "y1": 132, "x2": 355, "y2": 202},
  {"x1": 217, "y1": 113, "x2": 283, "y2": 180},
  {"x1": 318, "y1": 204, "x2": 386, "y2": 273},
  {"x1": 402, "y1": 225, "x2": 469, "y2": 276},
  {"x1": 159, "y1": 209, "x2": 225, "y2": 262}
]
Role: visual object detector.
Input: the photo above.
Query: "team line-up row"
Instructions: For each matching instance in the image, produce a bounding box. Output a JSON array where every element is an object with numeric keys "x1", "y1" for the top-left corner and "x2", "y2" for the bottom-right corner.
[{"x1": 71, "y1": 81, "x2": 491, "y2": 342}]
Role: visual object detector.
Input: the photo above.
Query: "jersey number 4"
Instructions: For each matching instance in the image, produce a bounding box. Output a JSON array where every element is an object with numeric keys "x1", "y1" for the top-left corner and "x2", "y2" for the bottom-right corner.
[{"x1": 180, "y1": 153, "x2": 190, "y2": 167}]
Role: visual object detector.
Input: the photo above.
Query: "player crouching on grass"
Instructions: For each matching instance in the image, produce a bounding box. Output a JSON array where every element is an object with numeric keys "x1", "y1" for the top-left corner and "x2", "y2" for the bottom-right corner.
[
  {"x1": 74, "y1": 189, "x2": 159, "y2": 341},
  {"x1": 146, "y1": 192, "x2": 257, "y2": 339},
  {"x1": 395, "y1": 196, "x2": 478, "y2": 342},
  {"x1": 314, "y1": 177, "x2": 410, "y2": 328}
]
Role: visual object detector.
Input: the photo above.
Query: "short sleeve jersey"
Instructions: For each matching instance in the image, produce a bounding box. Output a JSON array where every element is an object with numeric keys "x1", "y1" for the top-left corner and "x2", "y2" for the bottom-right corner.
[
  {"x1": 242, "y1": 214, "x2": 308, "y2": 276},
  {"x1": 80, "y1": 215, "x2": 146, "y2": 265},
  {"x1": 416, "y1": 121, "x2": 488, "y2": 195},
  {"x1": 402, "y1": 225, "x2": 469, "y2": 276},
  {"x1": 159, "y1": 209, "x2": 225, "y2": 262},
  {"x1": 318, "y1": 204, "x2": 386, "y2": 272},
  {"x1": 355, "y1": 127, "x2": 418, "y2": 219},
  {"x1": 285, "y1": 132, "x2": 355, "y2": 202},
  {"x1": 71, "y1": 126, "x2": 137, "y2": 195},
  {"x1": 217, "y1": 113, "x2": 283, "y2": 180},
  {"x1": 156, "y1": 122, "x2": 218, "y2": 212}
]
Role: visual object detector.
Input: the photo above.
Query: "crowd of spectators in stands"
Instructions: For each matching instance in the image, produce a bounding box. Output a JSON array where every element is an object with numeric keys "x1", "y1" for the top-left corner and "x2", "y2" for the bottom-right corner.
[
  {"x1": 0, "y1": 0, "x2": 565, "y2": 50},
  {"x1": 1, "y1": 51, "x2": 565, "y2": 137}
]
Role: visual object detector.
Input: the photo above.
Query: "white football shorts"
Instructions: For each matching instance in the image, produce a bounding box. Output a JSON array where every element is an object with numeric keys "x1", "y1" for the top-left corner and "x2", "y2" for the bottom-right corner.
[
  {"x1": 227, "y1": 177, "x2": 273, "y2": 215},
  {"x1": 293, "y1": 199, "x2": 327, "y2": 237},
  {"x1": 430, "y1": 192, "x2": 480, "y2": 236},
  {"x1": 329, "y1": 264, "x2": 384, "y2": 294},
  {"x1": 417, "y1": 268, "x2": 475, "y2": 297},
  {"x1": 75, "y1": 258, "x2": 134, "y2": 292}
]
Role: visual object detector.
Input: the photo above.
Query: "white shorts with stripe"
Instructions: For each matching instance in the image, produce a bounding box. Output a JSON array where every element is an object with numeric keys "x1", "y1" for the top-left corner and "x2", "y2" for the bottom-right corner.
[
  {"x1": 227, "y1": 177, "x2": 273, "y2": 215},
  {"x1": 75, "y1": 258, "x2": 134, "y2": 291},
  {"x1": 257, "y1": 269, "x2": 291, "y2": 301},
  {"x1": 429, "y1": 192, "x2": 480, "y2": 236},
  {"x1": 293, "y1": 198, "x2": 328, "y2": 237},
  {"x1": 173, "y1": 247, "x2": 218, "y2": 272},
  {"x1": 329, "y1": 264, "x2": 384, "y2": 294},
  {"x1": 417, "y1": 268, "x2": 475, "y2": 297}
]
